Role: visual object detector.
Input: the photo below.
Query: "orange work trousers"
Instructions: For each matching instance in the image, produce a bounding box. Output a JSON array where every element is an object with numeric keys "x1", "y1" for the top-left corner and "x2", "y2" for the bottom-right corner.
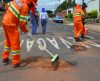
[
  {"x1": 2, "y1": 24, "x2": 20, "y2": 65},
  {"x1": 74, "y1": 20, "x2": 84, "y2": 38}
]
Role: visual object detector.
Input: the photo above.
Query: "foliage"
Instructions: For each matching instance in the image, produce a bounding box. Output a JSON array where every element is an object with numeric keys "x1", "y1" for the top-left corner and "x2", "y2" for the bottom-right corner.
[
  {"x1": 46, "y1": 10, "x2": 55, "y2": 17},
  {"x1": 55, "y1": 1, "x2": 66, "y2": 13},
  {"x1": 65, "y1": 13, "x2": 73, "y2": 19},
  {"x1": 87, "y1": 10, "x2": 98, "y2": 19},
  {"x1": 55, "y1": 0, "x2": 75, "y2": 13}
]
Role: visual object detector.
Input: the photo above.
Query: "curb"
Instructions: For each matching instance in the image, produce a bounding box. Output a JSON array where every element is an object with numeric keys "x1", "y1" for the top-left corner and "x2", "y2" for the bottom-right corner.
[
  {"x1": 0, "y1": 27, "x2": 2, "y2": 31},
  {"x1": 87, "y1": 24, "x2": 100, "y2": 33},
  {"x1": 65, "y1": 23, "x2": 100, "y2": 33}
]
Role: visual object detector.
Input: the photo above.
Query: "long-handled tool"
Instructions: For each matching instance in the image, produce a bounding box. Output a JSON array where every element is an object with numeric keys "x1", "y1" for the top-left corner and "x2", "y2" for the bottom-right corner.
[{"x1": 28, "y1": 36, "x2": 59, "y2": 68}]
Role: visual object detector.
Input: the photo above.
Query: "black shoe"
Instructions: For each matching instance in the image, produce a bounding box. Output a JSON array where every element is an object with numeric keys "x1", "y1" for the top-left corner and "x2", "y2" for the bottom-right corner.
[
  {"x1": 42, "y1": 32, "x2": 45, "y2": 34},
  {"x1": 75, "y1": 37, "x2": 82, "y2": 42},
  {"x1": 13, "y1": 63, "x2": 27, "y2": 68},
  {"x1": 2, "y1": 59, "x2": 10, "y2": 65},
  {"x1": 81, "y1": 34, "x2": 85, "y2": 38}
]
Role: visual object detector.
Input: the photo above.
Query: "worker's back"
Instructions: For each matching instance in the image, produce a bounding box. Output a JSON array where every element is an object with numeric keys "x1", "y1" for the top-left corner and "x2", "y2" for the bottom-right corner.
[
  {"x1": 2, "y1": 0, "x2": 28, "y2": 27},
  {"x1": 73, "y1": 4, "x2": 84, "y2": 22}
]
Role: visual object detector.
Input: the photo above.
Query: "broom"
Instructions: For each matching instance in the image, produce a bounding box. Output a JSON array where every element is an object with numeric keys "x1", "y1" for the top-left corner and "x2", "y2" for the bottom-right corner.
[{"x1": 29, "y1": 36, "x2": 59, "y2": 68}]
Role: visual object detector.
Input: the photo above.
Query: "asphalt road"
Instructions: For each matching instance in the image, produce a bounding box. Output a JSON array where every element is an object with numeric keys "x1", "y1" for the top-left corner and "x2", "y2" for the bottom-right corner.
[{"x1": 0, "y1": 21, "x2": 100, "y2": 81}]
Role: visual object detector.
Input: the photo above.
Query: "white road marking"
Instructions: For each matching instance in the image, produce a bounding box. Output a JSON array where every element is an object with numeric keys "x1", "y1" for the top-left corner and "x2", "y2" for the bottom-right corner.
[
  {"x1": 20, "y1": 40, "x2": 24, "y2": 47},
  {"x1": 21, "y1": 37, "x2": 100, "y2": 52},
  {"x1": 59, "y1": 37, "x2": 72, "y2": 48},
  {"x1": 86, "y1": 35, "x2": 94, "y2": 39},
  {"x1": 89, "y1": 30, "x2": 100, "y2": 35},
  {"x1": 73, "y1": 40, "x2": 91, "y2": 48},
  {"x1": 46, "y1": 37, "x2": 60, "y2": 50},
  {"x1": 37, "y1": 38, "x2": 47, "y2": 50},
  {"x1": 67, "y1": 37, "x2": 74, "y2": 40},
  {"x1": 72, "y1": 30, "x2": 95, "y2": 39},
  {"x1": 0, "y1": 40, "x2": 5, "y2": 46},
  {"x1": 26, "y1": 39, "x2": 34, "y2": 52},
  {"x1": 85, "y1": 39, "x2": 100, "y2": 48}
]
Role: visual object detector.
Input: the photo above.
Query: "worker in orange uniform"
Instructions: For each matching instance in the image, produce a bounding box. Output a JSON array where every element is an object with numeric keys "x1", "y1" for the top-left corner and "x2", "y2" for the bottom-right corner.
[
  {"x1": 1, "y1": 0, "x2": 37, "y2": 68},
  {"x1": 73, "y1": 4, "x2": 85, "y2": 42},
  {"x1": 81, "y1": 3, "x2": 88, "y2": 39}
]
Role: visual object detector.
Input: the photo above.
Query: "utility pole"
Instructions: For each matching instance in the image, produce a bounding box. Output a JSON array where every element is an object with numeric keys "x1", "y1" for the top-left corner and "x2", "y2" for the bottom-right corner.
[
  {"x1": 82, "y1": 0, "x2": 84, "y2": 5},
  {"x1": 66, "y1": 0, "x2": 69, "y2": 15},
  {"x1": 99, "y1": 0, "x2": 100, "y2": 23},
  {"x1": 2, "y1": 0, "x2": 3, "y2": 3},
  {"x1": 72, "y1": 0, "x2": 75, "y2": 11},
  {"x1": 58, "y1": 0, "x2": 60, "y2": 6}
]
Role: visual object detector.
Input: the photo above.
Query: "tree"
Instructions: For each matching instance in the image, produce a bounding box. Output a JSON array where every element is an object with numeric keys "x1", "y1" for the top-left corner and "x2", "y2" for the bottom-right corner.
[
  {"x1": 87, "y1": 10, "x2": 98, "y2": 19},
  {"x1": 54, "y1": 0, "x2": 75, "y2": 13},
  {"x1": 46, "y1": 10, "x2": 53, "y2": 14},
  {"x1": 46, "y1": 10, "x2": 55, "y2": 17}
]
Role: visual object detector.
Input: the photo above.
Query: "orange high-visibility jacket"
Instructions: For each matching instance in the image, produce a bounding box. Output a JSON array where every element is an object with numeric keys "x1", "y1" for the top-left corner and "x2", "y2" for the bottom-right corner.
[
  {"x1": 73, "y1": 4, "x2": 84, "y2": 22},
  {"x1": 2, "y1": 0, "x2": 29, "y2": 33}
]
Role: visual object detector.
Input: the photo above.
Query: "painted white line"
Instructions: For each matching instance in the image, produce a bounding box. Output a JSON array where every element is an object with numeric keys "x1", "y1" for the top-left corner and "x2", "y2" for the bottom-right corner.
[
  {"x1": 59, "y1": 37, "x2": 72, "y2": 48},
  {"x1": 85, "y1": 39, "x2": 100, "y2": 48},
  {"x1": 0, "y1": 40, "x2": 5, "y2": 46},
  {"x1": 86, "y1": 35, "x2": 94, "y2": 39},
  {"x1": 72, "y1": 30, "x2": 95, "y2": 40},
  {"x1": 67, "y1": 37, "x2": 74, "y2": 40},
  {"x1": 37, "y1": 38, "x2": 47, "y2": 50},
  {"x1": 46, "y1": 37, "x2": 60, "y2": 49},
  {"x1": 73, "y1": 40, "x2": 91, "y2": 48},
  {"x1": 20, "y1": 40, "x2": 24, "y2": 47},
  {"x1": 89, "y1": 30, "x2": 100, "y2": 35},
  {"x1": 26, "y1": 39, "x2": 34, "y2": 52}
]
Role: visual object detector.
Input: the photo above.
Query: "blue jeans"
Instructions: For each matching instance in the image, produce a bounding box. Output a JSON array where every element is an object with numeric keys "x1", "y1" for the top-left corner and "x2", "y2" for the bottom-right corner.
[
  {"x1": 30, "y1": 13, "x2": 37, "y2": 34},
  {"x1": 41, "y1": 19, "x2": 47, "y2": 33}
]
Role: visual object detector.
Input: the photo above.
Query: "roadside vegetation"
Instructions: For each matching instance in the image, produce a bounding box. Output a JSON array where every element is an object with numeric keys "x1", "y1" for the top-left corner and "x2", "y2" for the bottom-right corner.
[{"x1": 54, "y1": 0, "x2": 99, "y2": 24}]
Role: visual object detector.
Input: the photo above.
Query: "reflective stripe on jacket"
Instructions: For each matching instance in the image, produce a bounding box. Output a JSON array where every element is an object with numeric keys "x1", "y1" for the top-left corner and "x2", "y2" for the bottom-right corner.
[
  {"x1": 2, "y1": 0, "x2": 29, "y2": 33},
  {"x1": 8, "y1": 2, "x2": 27, "y2": 22},
  {"x1": 73, "y1": 9, "x2": 84, "y2": 22}
]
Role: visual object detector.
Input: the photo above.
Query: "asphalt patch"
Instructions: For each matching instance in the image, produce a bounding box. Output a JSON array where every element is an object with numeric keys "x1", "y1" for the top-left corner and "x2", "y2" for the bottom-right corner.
[
  {"x1": 26, "y1": 57, "x2": 73, "y2": 71},
  {"x1": 70, "y1": 45, "x2": 87, "y2": 51}
]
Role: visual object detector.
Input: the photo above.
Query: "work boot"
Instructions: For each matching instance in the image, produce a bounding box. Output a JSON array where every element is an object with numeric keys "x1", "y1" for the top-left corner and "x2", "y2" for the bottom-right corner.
[
  {"x1": 81, "y1": 34, "x2": 85, "y2": 38},
  {"x1": 13, "y1": 63, "x2": 27, "y2": 68},
  {"x1": 42, "y1": 32, "x2": 45, "y2": 34},
  {"x1": 2, "y1": 59, "x2": 10, "y2": 65},
  {"x1": 75, "y1": 37, "x2": 82, "y2": 42}
]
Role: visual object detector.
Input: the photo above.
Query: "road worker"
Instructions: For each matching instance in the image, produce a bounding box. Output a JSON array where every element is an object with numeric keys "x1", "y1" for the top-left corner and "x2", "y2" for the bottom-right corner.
[
  {"x1": 1, "y1": 0, "x2": 37, "y2": 68},
  {"x1": 73, "y1": 4, "x2": 84, "y2": 42},
  {"x1": 81, "y1": 3, "x2": 88, "y2": 39},
  {"x1": 30, "y1": 6, "x2": 39, "y2": 35}
]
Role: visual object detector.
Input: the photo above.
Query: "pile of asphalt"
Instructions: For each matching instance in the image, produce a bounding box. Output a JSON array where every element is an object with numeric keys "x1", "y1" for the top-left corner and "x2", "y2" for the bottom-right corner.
[{"x1": 26, "y1": 57, "x2": 73, "y2": 71}]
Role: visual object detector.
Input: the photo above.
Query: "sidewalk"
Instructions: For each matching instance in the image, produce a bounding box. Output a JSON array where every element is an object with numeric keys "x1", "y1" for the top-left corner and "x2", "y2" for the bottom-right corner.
[
  {"x1": 66, "y1": 23, "x2": 100, "y2": 33},
  {"x1": 87, "y1": 24, "x2": 100, "y2": 33}
]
